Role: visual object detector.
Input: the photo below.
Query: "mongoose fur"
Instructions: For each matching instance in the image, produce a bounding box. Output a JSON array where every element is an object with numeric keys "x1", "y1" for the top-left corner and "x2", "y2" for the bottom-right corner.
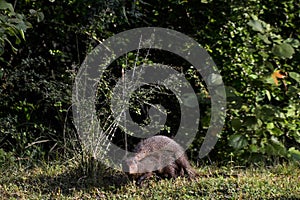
[{"x1": 125, "y1": 135, "x2": 198, "y2": 185}]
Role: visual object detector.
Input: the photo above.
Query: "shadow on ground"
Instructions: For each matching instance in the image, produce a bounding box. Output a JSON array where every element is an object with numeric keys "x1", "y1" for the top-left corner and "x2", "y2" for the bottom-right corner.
[{"x1": 21, "y1": 163, "x2": 130, "y2": 196}]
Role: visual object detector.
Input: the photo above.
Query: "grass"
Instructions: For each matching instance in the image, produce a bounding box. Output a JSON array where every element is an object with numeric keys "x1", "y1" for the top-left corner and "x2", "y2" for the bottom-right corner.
[{"x1": 0, "y1": 160, "x2": 299, "y2": 199}]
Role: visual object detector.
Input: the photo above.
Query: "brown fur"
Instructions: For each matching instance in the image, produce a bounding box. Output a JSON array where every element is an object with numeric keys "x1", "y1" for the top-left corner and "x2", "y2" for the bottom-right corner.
[{"x1": 125, "y1": 135, "x2": 198, "y2": 185}]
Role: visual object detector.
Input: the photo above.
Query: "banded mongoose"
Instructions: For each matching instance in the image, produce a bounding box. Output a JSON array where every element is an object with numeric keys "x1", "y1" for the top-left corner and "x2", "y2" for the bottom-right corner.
[{"x1": 125, "y1": 135, "x2": 198, "y2": 185}]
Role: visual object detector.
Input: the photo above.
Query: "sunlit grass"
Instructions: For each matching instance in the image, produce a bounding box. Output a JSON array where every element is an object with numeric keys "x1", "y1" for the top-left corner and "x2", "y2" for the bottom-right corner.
[{"x1": 0, "y1": 160, "x2": 299, "y2": 199}]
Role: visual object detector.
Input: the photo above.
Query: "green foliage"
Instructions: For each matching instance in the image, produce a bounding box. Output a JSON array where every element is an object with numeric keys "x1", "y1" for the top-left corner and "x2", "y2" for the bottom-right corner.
[
  {"x1": 217, "y1": 1, "x2": 300, "y2": 162},
  {"x1": 0, "y1": 0, "x2": 31, "y2": 56},
  {"x1": 0, "y1": 148, "x2": 15, "y2": 166},
  {"x1": 0, "y1": 0, "x2": 299, "y2": 164}
]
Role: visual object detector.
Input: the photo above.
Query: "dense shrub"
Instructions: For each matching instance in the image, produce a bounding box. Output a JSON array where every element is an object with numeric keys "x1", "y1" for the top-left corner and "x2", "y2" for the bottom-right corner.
[{"x1": 0, "y1": 0, "x2": 299, "y2": 164}]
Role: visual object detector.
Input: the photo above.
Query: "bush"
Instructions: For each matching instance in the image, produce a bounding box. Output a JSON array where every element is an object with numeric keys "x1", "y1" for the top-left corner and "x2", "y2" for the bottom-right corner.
[{"x1": 0, "y1": 0, "x2": 299, "y2": 164}]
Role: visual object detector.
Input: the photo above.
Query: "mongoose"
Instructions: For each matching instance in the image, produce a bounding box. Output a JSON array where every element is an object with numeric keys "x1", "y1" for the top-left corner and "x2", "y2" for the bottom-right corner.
[{"x1": 125, "y1": 135, "x2": 198, "y2": 185}]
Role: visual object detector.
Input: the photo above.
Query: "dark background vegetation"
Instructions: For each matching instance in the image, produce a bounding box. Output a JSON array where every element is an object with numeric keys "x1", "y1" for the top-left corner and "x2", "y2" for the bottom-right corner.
[{"x1": 0, "y1": 0, "x2": 299, "y2": 166}]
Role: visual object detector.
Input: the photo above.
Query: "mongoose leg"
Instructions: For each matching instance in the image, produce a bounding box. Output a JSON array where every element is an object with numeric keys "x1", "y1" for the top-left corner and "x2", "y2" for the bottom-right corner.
[
  {"x1": 137, "y1": 172, "x2": 153, "y2": 186},
  {"x1": 162, "y1": 164, "x2": 177, "y2": 178}
]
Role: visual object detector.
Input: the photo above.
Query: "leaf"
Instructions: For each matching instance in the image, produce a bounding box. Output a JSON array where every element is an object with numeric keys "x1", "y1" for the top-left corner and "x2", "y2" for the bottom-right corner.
[
  {"x1": 207, "y1": 73, "x2": 223, "y2": 85},
  {"x1": 266, "y1": 122, "x2": 274, "y2": 129},
  {"x1": 244, "y1": 116, "x2": 257, "y2": 130},
  {"x1": 255, "y1": 105, "x2": 276, "y2": 122},
  {"x1": 288, "y1": 147, "x2": 300, "y2": 161},
  {"x1": 265, "y1": 90, "x2": 271, "y2": 101},
  {"x1": 0, "y1": 0, "x2": 14, "y2": 12},
  {"x1": 258, "y1": 33, "x2": 271, "y2": 44},
  {"x1": 272, "y1": 43, "x2": 295, "y2": 58},
  {"x1": 16, "y1": 20, "x2": 30, "y2": 31},
  {"x1": 264, "y1": 76, "x2": 276, "y2": 85},
  {"x1": 225, "y1": 86, "x2": 237, "y2": 98},
  {"x1": 284, "y1": 38, "x2": 300, "y2": 48},
  {"x1": 4, "y1": 38, "x2": 17, "y2": 53},
  {"x1": 0, "y1": 69, "x2": 3, "y2": 79},
  {"x1": 29, "y1": 9, "x2": 37, "y2": 15},
  {"x1": 289, "y1": 72, "x2": 300, "y2": 83},
  {"x1": 249, "y1": 74, "x2": 258, "y2": 79},
  {"x1": 265, "y1": 137, "x2": 287, "y2": 156},
  {"x1": 249, "y1": 144, "x2": 259, "y2": 153},
  {"x1": 182, "y1": 93, "x2": 198, "y2": 108},
  {"x1": 29, "y1": 9, "x2": 44, "y2": 23},
  {"x1": 285, "y1": 105, "x2": 296, "y2": 117},
  {"x1": 37, "y1": 12, "x2": 44, "y2": 22},
  {"x1": 0, "y1": 45, "x2": 4, "y2": 56},
  {"x1": 270, "y1": 136, "x2": 284, "y2": 146},
  {"x1": 248, "y1": 19, "x2": 264, "y2": 33},
  {"x1": 231, "y1": 118, "x2": 242, "y2": 131},
  {"x1": 19, "y1": 29, "x2": 25, "y2": 40},
  {"x1": 269, "y1": 127, "x2": 283, "y2": 136},
  {"x1": 228, "y1": 134, "x2": 248, "y2": 149}
]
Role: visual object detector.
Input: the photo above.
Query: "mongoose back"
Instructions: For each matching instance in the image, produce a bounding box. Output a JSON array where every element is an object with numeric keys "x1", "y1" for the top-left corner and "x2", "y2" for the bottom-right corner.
[{"x1": 125, "y1": 135, "x2": 198, "y2": 185}]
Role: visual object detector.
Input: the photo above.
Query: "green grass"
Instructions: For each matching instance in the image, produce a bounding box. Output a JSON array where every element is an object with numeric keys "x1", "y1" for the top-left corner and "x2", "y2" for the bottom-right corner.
[{"x1": 0, "y1": 160, "x2": 299, "y2": 199}]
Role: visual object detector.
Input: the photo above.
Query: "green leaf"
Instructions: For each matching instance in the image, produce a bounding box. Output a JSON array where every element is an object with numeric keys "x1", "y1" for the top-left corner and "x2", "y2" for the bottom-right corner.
[
  {"x1": 266, "y1": 90, "x2": 271, "y2": 101},
  {"x1": 270, "y1": 136, "x2": 284, "y2": 146},
  {"x1": 269, "y1": 127, "x2": 283, "y2": 136},
  {"x1": 244, "y1": 116, "x2": 257, "y2": 130},
  {"x1": 37, "y1": 12, "x2": 44, "y2": 22},
  {"x1": 272, "y1": 43, "x2": 295, "y2": 58},
  {"x1": 285, "y1": 105, "x2": 296, "y2": 117},
  {"x1": 29, "y1": 9, "x2": 37, "y2": 15},
  {"x1": 4, "y1": 38, "x2": 17, "y2": 53},
  {"x1": 0, "y1": 0, "x2": 14, "y2": 12},
  {"x1": 288, "y1": 147, "x2": 300, "y2": 161},
  {"x1": 16, "y1": 21, "x2": 29, "y2": 32},
  {"x1": 182, "y1": 93, "x2": 198, "y2": 108},
  {"x1": 231, "y1": 118, "x2": 242, "y2": 131},
  {"x1": 0, "y1": 69, "x2": 3, "y2": 79},
  {"x1": 248, "y1": 19, "x2": 264, "y2": 33},
  {"x1": 256, "y1": 105, "x2": 275, "y2": 122},
  {"x1": 285, "y1": 38, "x2": 300, "y2": 48},
  {"x1": 264, "y1": 136, "x2": 287, "y2": 156},
  {"x1": 289, "y1": 72, "x2": 300, "y2": 83},
  {"x1": 29, "y1": 9, "x2": 45, "y2": 23},
  {"x1": 258, "y1": 33, "x2": 271, "y2": 44},
  {"x1": 208, "y1": 73, "x2": 223, "y2": 85},
  {"x1": 19, "y1": 29, "x2": 25, "y2": 41},
  {"x1": 225, "y1": 86, "x2": 237, "y2": 98},
  {"x1": 266, "y1": 122, "x2": 274, "y2": 129},
  {"x1": 264, "y1": 76, "x2": 276, "y2": 85},
  {"x1": 249, "y1": 144, "x2": 259, "y2": 153},
  {"x1": 249, "y1": 74, "x2": 258, "y2": 79},
  {"x1": 228, "y1": 134, "x2": 248, "y2": 149},
  {"x1": 0, "y1": 45, "x2": 3, "y2": 56}
]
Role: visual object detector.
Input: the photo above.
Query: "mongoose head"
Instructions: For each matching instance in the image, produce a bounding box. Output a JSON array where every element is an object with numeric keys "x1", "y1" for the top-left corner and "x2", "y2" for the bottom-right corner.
[{"x1": 126, "y1": 157, "x2": 139, "y2": 174}]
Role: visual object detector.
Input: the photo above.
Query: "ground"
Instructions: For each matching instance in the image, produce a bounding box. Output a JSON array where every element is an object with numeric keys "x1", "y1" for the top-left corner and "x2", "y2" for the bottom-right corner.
[{"x1": 0, "y1": 160, "x2": 299, "y2": 199}]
